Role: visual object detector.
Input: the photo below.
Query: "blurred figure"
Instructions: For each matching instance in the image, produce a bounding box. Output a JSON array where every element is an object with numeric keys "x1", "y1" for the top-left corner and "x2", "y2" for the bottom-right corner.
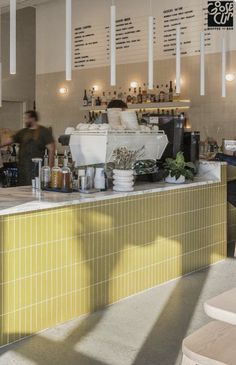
[{"x1": 0, "y1": 110, "x2": 55, "y2": 186}]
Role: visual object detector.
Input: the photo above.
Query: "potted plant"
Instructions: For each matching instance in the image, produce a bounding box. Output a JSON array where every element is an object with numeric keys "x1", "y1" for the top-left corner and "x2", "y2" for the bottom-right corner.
[
  {"x1": 112, "y1": 146, "x2": 144, "y2": 191},
  {"x1": 164, "y1": 152, "x2": 196, "y2": 184}
]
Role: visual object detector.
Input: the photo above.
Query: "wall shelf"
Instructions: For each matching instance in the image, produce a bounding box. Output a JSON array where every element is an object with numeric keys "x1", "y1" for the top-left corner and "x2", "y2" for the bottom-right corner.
[{"x1": 80, "y1": 100, "x2": 191, "y2": 112}]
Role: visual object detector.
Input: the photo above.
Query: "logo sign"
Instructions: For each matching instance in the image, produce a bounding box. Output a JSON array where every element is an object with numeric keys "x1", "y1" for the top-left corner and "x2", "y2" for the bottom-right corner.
[{"x1": 208, "y1": 1, "x2": 234, "y2": 29}]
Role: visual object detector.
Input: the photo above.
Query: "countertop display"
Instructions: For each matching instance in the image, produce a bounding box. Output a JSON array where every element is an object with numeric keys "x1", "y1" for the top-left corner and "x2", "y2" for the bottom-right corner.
[{"x1": 0, "y1": 161, "x2": 226, "y2": 216}]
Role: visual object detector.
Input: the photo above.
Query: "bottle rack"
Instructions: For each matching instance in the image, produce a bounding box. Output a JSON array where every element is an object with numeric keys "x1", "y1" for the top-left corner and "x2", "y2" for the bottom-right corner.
[{"x1": 80, "y1": 100, "x2": 191, "y2": 112}]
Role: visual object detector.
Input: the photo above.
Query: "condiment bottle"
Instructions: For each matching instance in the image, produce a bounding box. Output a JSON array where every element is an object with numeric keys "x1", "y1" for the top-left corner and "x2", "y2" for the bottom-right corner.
[
  {"x1": 61, "y1": 150, "x2": 72, "y2": 191},
  {"x1": 41, "y1": 149, "x2": 51, "y2": 189},
  {"x1": 51, "y1": 151, "x2": 62, "y2": 189}
]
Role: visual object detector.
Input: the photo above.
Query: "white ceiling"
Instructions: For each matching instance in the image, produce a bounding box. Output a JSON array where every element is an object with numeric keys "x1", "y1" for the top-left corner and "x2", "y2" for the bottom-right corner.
[{"x1": 0, "y1": 0, "x2": 52, "y2": 12}]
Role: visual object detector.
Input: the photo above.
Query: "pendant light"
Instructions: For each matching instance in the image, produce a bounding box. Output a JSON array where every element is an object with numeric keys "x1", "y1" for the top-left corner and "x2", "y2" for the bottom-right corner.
[
  {"x1": 110, "y1": 0, "x2": 116, "y2": 86},
  {"x1": 65, "y1": 0, "x2": 72, "y2": 81},
  {"x1": 10, "y1": 0, "x2": 16, "y2": 75},
  {"x1": 222, "y1": 37, "x2": 226, "y2": 98},
  {"x1": 176, "y1": 25, "x2": 181, "y2": 94},
  {"x1": 148, "y1": 0, "x2": 153, "y2": 90},
  {"x1": 200, "y1": 32, "x2": 205, "y2": 96}
]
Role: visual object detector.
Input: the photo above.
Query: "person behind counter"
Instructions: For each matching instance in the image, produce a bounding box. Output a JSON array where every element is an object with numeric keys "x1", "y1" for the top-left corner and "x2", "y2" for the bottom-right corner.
[{"x1": 0, "y1": 110, "x2": 55, "y2": 186}]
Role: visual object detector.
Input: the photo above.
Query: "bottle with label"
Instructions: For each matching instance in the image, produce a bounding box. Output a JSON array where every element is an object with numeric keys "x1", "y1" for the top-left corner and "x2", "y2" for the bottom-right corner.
[
  {"x1": 132, "y1": 88, "x2": 137, "y2": 104},
  {"x1": 165, "y1": 84, "x2": 169, "y2": 102},
  {"x1": 173, "y1": 86, "x2": 180, "y2": 101},
  {"x1": 118, "y1": 87, "x2": 123, "y2": 100},
  {"x1": 83, "y1": 90, "x2": 88, "y2": 106},
  {"x1": 123, "y1": 92, "x2": 127, "y2": 103},
  {"x1": 101, "y1": 92, "x2": 107, "y2": 106},
  {"x1": 87, "y1": 90, "x2": 92, "y2": 106},
  {"x1": 112, "y1": 91, "x2": 117, "y2": 100},
  {"x1": 156, "y1": 85, "x2": 160, "y2": 102},
  {"x1": 137, "y1": 87, "x2": 143, "y2": 104},
  {"x1": 91, "y1": 89, "x2": 96, "y2": 107},
  {"x1": 142, "y1": 83, "x2": 147, "y2": 103},
  {"x1": 108, "y1": 91, "x2": 112, "y2": 104},
  {"x1": 169, "y1": 81, "x2": 173, "y2": 102},
  {"x1": 51, "y1": 151, "x2": 62, "y2": 189},
  {"x1": 127, "y1": 88, "x2": 132, "y2": 104},
  {"x1": 96, "y1": 97, "x2": 101, "y2": 106},
  {"x1": 41, "y1": 149, "x2": 51, "y2": 189},
  {"x1": 159, "y1": 85, "x2": 165, "y2": 102},
  {"x1": 61, "y1": 150, "x2": 72, "y2": 191}
]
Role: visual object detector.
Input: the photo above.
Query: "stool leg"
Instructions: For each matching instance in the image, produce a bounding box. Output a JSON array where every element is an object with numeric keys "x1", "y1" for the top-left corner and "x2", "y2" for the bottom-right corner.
[{"x1": 181, "y1": 355, "x2": 197, "y2": 365}]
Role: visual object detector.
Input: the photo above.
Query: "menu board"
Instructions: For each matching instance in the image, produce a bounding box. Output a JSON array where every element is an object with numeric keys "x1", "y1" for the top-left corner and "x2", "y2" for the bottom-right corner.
[
  {"x1": 74, "y1": 15, "x2": 156, "y2": 69},
  {"x1": 73, "y1": 0, "x2": 236, "y2": 70}
]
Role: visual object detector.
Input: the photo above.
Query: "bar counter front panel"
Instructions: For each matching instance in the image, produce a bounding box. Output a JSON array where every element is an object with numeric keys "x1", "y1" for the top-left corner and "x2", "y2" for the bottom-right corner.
[{"x1": 0, "y1": 163, "x2": 227, "y2": 347}]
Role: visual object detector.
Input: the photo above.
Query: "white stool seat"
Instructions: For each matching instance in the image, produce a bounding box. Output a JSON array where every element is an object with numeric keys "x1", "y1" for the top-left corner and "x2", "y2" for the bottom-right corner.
[
  {"x1": 182, "y1": 321, "x2": 236, "y2": 365},
  {"x1": 204, "y1": 288, "x2": 236, "y2": 325}
]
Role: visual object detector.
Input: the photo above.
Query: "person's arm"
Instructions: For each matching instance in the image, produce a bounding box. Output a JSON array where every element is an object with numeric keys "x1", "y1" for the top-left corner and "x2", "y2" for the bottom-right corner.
[{"x1": 46, "y1": 142, "x2": 55, "y2": 168}]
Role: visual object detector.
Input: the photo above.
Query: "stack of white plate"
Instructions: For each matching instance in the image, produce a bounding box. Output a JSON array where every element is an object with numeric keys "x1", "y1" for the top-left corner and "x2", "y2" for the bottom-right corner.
[{"x1": 113, "y1": 169, "x2": 134, "y2": 192}]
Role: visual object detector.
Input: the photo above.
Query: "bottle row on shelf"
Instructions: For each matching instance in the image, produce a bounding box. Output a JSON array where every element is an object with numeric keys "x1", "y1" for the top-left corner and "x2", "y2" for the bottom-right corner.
[
  {"x1": 84, "y1": 107, "x2": 182, "y2": 124},
  {"x1": 83, "y1": 81, "x2": 179, "y2": 107}
]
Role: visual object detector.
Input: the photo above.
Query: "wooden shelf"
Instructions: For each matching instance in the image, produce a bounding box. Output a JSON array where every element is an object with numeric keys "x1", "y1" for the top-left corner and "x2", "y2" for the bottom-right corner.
[{"x1": 80, "y1": 100, "x2": 191, "y2": 112}]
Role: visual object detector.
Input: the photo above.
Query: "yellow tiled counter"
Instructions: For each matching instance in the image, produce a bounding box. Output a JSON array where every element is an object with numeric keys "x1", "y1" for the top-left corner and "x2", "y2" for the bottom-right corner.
[
  {"x1": 227, "y1": 165, "x2": 236, "y2": 242},
  {"x1": 0, "y1": 165, "x2": 227, "y2": 347}
]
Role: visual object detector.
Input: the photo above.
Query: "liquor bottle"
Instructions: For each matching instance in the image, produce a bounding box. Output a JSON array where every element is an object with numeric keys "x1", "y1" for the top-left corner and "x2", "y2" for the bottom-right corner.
[
  {"x1": 91, "y1": 90, "x2": 96, "y2": 107},
  {"x1": 61, "y1": 150, "x2": 72, "y2": 191},
  {"x1": 146, "y1": 92, "x2": 151, "y2": 103},
  {"x1": 88, "y1": 90, "x2": 92, "y2": 106},
  {"x1": 142, "y1": 83, "x2": 147, "y2": 103},
  {"x1": 137, "y1": 87, "x2": 143, "y2": 104},
  {"x1": 123, "y1": 92, "x2": 127, "y2": 103},
  {"x1": 108, "y1": 91, "x2": 112, "y2": 103},
  {"x1": 165, "y1": 84, "x2": 169, "y2": 102},
  {"x1": 83, "y1": 90, "x2": 88, "y2": 107},
  {"x1": 51, "y1": 151, "x2": 62, "y2": 189},
  {"x1": 169, "y1": 81, "x2": 173, "y2": 102},
  {"x1": 159, "y1": 85, "x2": 165, "y2": 102},
  {"x1": 132, "y1": 88, "x2": 137, "y2": 104},
  {"x1": 112, "y1": 91, "x2": 117, "y2": 100},
  {"x1": 41, "y1": 149, "x2": 51, "y2": 189},
  {"x1": 127, "y1": 88, "x2": 132, "y2": 104},
  {"x1": 101, "y1": 92, "x2": 107, "y2": 106},
  {"x1": 156, "y1": 85, "x2": 160, "y2": 102},
  {"x1": 173, "y1": 86, "x2": 180, "y2": 101},
  {"x1": 118, "y1": 87, "x2": 123, "y2": 100},
  {"x1": 96, "y1": 97, "x2": 101, "y2": 106}
]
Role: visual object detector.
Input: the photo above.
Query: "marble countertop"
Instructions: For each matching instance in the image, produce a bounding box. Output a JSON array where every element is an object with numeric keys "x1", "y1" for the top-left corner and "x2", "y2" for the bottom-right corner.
[{"x1": 0, "y1": 161, "x2": 226, "y2": 216}]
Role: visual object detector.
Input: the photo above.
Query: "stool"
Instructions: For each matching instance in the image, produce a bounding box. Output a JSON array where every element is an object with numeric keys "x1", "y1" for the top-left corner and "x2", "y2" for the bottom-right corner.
[
  {"x1": 204, "y1": 288, "x2": 236, "y2": 325},
  {"x1": 181, "y1": 321, "x2": 236, "y2": 365}
]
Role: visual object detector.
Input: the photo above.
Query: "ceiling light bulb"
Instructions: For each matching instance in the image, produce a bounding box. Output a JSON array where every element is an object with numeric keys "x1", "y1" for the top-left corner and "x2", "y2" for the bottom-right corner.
[
  {"x1": 226, "y1": 73, "x2": 235, "y2": 82},
  {"x1": 93, "y1": 85, "x2": 99, "y2": 91}
]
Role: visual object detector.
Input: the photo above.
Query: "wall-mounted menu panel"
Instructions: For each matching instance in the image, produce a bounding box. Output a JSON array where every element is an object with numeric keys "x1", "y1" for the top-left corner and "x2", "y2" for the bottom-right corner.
[
  {"x1": 73, "y1": 0, "x2": 236, "y2": 70},
  {"x1": 74, "y1": 15, "x2": 157, "y2": 69}
]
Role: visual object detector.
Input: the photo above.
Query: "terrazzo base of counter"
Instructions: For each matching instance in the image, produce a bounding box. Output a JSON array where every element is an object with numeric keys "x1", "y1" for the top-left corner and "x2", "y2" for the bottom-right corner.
[{"x1": 0, "y1": 164, "x2": 227, "y2": 347}]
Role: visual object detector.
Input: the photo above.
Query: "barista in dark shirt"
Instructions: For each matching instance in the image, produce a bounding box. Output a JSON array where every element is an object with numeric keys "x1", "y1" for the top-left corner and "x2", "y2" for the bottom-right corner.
[{"x1": 0, "y1": 110, "x2": 55, "y2": 186}]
